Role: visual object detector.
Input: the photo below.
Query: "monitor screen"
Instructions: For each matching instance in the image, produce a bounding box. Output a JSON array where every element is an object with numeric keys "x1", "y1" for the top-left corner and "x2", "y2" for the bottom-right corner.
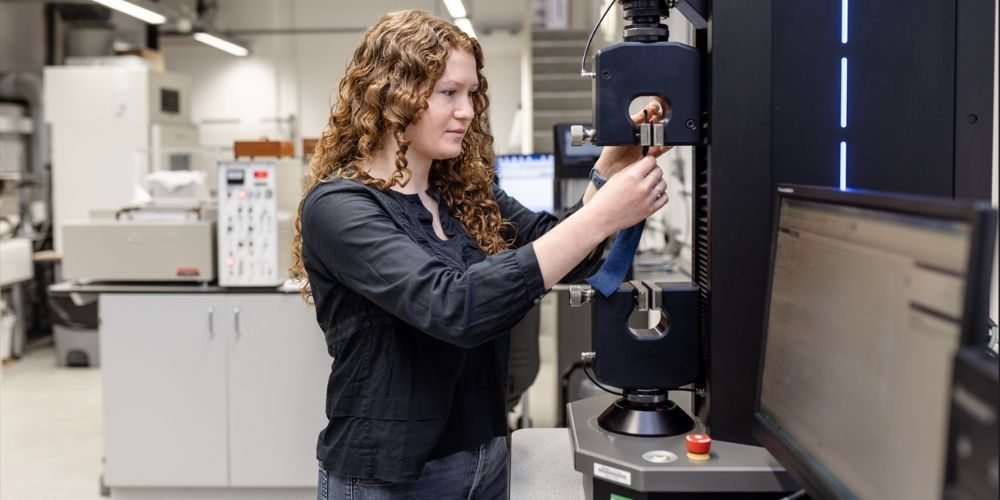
[
  {"x1": 495, "y1": 154, "x2": 555, "y2": 214},
  {"x1": 757, "y1": 188, "x2": 983, "y2": 500}
]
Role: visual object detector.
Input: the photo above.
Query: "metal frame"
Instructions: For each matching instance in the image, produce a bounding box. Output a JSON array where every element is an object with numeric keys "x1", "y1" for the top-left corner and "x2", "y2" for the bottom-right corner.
[
  {"x1": 953, "y1": 0, "x2": 997, "y2": 200},
  {"x1": 691, "y1": 0, "x2": 775, "y2": 445}
]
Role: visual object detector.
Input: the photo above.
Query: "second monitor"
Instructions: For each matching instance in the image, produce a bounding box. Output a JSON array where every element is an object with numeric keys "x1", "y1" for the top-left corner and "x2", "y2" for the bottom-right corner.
[{"x1": 754, "y1": 184, "x2": 996, "y2": 500}]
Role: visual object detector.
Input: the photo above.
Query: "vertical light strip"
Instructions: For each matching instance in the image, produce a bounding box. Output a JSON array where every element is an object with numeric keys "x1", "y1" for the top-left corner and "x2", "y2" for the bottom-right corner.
[
  {"x1": 841, "y1": 0, "x2": 849, "y2": 44},
  {"x1": 840, "y1": 142, "x2": 847, "y2": 191},
  {"x1": 840, "y1": 57, "x2": 848, "y2": 128},
  {"x1": 839, "y1": 0, "x2": 848, "y2": 190}
]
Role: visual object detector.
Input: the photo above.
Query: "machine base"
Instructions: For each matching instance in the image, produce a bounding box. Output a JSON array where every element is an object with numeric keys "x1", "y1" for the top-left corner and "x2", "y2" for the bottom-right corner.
[
  {"x1": 568, "y1": 395, "x2": 799, "y2": 497},
  {"x1": 597, "y1": 396, "x2": 695, "y2": 437}
]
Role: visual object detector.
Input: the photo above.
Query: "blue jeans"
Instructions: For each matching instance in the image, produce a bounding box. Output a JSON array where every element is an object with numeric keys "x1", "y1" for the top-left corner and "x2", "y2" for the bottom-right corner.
[{"x1": 318, "y1": 436, "x2": 508, "y2": 500}]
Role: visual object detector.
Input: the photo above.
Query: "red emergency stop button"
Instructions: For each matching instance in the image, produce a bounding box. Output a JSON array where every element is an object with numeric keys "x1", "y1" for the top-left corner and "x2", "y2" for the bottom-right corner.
[{"x1": 686, "y1": 433, "x2": 712, "y2": 460}]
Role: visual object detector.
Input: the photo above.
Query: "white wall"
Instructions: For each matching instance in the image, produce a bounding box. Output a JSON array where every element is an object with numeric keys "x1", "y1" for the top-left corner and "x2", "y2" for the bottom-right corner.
[{"x1": 160, "y1": 0, "x2": 524, "y2": 162}]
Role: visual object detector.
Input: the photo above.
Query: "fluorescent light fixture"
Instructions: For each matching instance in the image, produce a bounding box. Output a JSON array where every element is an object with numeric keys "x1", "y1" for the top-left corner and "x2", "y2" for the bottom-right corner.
[
  {"x1": 454, "y1": 18, "x2": 476, "y2": 38},
  {"x1": 193, "y1": 32, "x2": 250, "y2": 57},
  {"x1": 841, "y1": 0, "x2": 849, "y2": 44},
  {"x1": 840, "y1": 141, "x2": 847, "y2": 190},
  {"x1": 840, "y1": 57, "x2": 848, "y2": 128},
  {"x1": 443, "y1": 0, "x2": 468, "y2": 19},
  {"x1": 92, "y1": 0, "x2": 167, "y2": 25}
]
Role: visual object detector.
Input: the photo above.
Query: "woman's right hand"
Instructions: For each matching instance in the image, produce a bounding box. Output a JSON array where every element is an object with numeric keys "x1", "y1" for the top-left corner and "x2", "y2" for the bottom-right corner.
[
  {"x1": 531, "y1": 154, "x2": 669, "y2": 289},
  {"x1": 587, "y1": 155, "x2": 669, "y2": 235}
]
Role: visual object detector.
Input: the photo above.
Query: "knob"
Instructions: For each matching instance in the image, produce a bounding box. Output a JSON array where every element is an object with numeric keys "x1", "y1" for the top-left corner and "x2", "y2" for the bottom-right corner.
[
  {"x1": 570, "y1": 125, "x2": 595, "y2": 146},
  {"x1": 685, "y1": 434, "x2": 712, "y2": 460},
  {"x1": 569, "y1": 286, "x2": 594, "y2": 307}
]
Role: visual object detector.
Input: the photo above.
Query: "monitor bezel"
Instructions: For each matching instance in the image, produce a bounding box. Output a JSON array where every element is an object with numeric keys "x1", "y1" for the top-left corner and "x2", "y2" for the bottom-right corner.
[{"x1": 752, "y1": 183, "x2": 997, "y2": 499}]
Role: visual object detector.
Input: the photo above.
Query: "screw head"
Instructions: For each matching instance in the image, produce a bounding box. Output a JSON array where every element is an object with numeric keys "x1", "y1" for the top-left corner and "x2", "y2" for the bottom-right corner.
[
  {"x1": 686, "y1": 119, "x2": 696, "y2": 130},
  {"x1": 601, "y1": 69, "x2": 612, "y2": 79}
]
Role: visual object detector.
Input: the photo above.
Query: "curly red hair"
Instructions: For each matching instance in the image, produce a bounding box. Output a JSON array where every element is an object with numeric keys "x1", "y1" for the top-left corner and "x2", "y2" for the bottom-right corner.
[{"x1": 290, "y1": 10, "x2": 512, "y2": 297}]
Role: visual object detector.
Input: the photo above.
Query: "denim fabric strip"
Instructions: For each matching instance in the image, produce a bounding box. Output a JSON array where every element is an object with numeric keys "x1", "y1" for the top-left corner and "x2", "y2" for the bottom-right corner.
[{"x1": 587, "y1": 221, "x2": 645, "y2": 297}]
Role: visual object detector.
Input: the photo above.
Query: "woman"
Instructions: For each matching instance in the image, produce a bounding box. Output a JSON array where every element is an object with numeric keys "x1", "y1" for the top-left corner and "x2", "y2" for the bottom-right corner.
[{"x1": 291, "y1": 10, "x2": 669, "y2": 499}]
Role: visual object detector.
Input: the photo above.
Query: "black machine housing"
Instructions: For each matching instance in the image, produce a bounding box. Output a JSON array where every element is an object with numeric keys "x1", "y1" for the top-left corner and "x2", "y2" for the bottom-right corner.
[
  {"x1": 592, "y1": 42, "x2": 701, "y2": 146},
  {"x1": 588, "y1": 0, "x2": 702, "y2": 147}
]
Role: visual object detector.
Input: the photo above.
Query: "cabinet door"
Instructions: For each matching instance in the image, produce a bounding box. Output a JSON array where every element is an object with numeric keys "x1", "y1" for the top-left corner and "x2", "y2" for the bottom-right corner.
[
  {"x1": 101, "y1": 294, "x2": 229, "y2": 486},
  {"x1": 227, "y1": 294, "x2": 331, "y2": 486}
]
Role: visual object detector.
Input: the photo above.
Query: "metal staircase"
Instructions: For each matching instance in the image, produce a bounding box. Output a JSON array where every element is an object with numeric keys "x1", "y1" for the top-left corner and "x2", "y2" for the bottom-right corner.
[{"x1": 530, "y1": 29, "x2": 593, "y2": 153}]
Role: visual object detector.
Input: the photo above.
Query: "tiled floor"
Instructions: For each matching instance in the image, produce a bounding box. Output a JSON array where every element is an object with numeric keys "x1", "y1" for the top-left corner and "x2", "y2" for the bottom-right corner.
[{"x1": 1, "y1": 346, "x2": 105, "y2": 500}]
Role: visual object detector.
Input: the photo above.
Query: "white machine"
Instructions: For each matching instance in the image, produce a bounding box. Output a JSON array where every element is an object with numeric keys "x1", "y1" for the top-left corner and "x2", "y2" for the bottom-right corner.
[
  {"x1": 61, "y1": 204, "x2": 216, "y2": 283},
  {"x1": 44, "y1": 62, "x2": 200, "y2": 252},
  {"x1": 218, "y1": 162, "x2": 283, "y2": 287}
]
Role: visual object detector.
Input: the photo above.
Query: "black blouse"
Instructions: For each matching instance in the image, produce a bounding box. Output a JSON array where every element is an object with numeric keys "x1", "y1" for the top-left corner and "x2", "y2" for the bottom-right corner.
[{"x1": 301, "y1": 177, "x2": 604, "y2": 482}]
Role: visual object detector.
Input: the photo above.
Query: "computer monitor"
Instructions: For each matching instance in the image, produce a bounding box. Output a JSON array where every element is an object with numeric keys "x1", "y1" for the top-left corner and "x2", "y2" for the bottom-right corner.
[
  {"x1": 495, "y1": 154, "x2": 555, "y2": 214},
  {"x1": 754, "y1": 184, "x2": 997, "y2": 500}
]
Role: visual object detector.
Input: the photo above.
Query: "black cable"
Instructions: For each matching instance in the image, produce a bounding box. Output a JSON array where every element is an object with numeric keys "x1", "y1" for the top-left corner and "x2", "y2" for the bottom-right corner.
[
  {"x1": 580, "y1": 0, "x2": 618, "y2": 76},
  {"x1": 582, "y1": 358, "x2": 624, "y2": 396}
]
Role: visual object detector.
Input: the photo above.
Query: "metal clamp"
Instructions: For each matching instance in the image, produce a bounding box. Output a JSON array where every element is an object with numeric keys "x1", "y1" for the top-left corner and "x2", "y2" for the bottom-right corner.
[
  {"x1": 630, "y1": 281, "x2": 662, "y2": 312},
  {"x1": 570, "y1": 125, "x2": 596, "y2": 146},
  {"x1": 630, "y1": 280, "x2": 649, "y2": 312},
  {"x1": 637, "y1": 122, "x2": 666, "y2": 147},
  {"x1": 569, "y1": 286, "x2": 595, "y2": 307}
]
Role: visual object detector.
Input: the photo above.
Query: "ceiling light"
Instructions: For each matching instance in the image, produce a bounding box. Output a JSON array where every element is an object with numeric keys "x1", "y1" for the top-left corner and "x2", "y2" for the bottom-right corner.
[
  {"x1": 92, "y1": 0, "x2": 167, "y2": 25},
  {"x1": 193, "y1": 32, "x2": 250, "y2": 57},
  {"x1": 443, "y1": 0, "x2": 467, "y2": 19},
  {"x1": 454, "y1": 18, "x2": 476, "y2": 38}
]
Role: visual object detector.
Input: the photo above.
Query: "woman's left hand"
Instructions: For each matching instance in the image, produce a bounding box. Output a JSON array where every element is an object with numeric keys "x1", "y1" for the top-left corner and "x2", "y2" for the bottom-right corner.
[{"x1": 593, "y1": 98, "x2": 673, "y2": 178}]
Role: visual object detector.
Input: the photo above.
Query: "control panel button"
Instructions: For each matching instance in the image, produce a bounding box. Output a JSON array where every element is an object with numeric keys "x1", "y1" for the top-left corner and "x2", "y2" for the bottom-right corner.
[{"x1": 685, "y1": 434, "x2": 712, "y2": 460}]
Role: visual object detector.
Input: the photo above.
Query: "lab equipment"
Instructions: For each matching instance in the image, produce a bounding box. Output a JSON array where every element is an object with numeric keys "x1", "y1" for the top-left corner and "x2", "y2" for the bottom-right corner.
[
  {"x1": 61, "y1": 205, "x2": 216, "y2": 283},
  {"x1": 570, "y1": 0, "x2": 701, "y2": 148},
  {"x1": 44, "y1": 63, "x2": 199, "y2": 251},
  {"x1": 217, "y1": 162, "x2": 282, "y2": 287}
]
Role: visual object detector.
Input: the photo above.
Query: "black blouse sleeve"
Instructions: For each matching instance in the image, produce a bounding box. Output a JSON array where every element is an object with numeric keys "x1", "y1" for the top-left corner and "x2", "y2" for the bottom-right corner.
[
  {"x1": 302, "y1": 181, "x2": 547, "y2": 349},
  {"x1": 492, "y1": 184, "x2": 607, "y2": 283}
]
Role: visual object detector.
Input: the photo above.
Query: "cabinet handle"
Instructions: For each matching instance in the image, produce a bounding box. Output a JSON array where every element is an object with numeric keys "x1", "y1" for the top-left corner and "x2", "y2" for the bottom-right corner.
[
  {"x1": 233, "y1": 307, "x2": 241, "y2": 338},
  {"x1": 208, "y1": 307, "x2": 215, "y2": 336}
]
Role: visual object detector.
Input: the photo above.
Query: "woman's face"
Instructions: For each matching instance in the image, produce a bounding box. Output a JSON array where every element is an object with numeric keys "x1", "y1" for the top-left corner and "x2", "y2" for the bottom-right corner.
[{"x1": 403, "y1": 49, "x2": 479, "y2": 163}]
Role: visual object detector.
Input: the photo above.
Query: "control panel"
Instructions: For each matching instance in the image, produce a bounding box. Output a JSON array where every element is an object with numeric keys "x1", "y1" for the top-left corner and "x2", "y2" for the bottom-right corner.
[{"x1": 218, "y1": 162, "x2": 281, "y2": 287}]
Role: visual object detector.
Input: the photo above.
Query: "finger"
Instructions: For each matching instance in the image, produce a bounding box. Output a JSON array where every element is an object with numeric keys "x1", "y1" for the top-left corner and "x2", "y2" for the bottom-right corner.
[
  {"x1": 643, "y1": 162, "x2": 664, "y2": 181},
  {"x1": 630, "y1": 99, "x2": 668, "y2": 124},
  {"x1": 647, "y1": 178, "x2": 667, "y2": 198},
  {"x1": 639, "y1": 166, "x2": 663, "y2": 191},
  {"x1": 655, "y1": 190, "x2": 670, "y2": 209},
  {"x1": 630, "y1": 109, "x2": 647, "y2": 125},
  {"x1": 629, "y1": 155, "x2": 659, "y2": 177},
  {"x1": 653, "y1": 96, "x2": 670, "y2": 113},
  {"x1": 648, "y1": 145, "x2": 672, "y2": 157},
  {"x1": 645, "y1": 101, "x2": 663, "y2": 121}
]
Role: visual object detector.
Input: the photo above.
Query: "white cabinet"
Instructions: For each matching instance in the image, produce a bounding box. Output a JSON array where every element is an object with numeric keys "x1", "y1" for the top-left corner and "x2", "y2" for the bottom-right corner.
[
  {"x1": 227, "y1": 294, "x2": 330, "y2": 486},
  {"x1": 100, "y1": 292, "x2": 329, "y2": 490},
  {"x1": 101, "y1": 294, "x2": 229, "y2": 487}
]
